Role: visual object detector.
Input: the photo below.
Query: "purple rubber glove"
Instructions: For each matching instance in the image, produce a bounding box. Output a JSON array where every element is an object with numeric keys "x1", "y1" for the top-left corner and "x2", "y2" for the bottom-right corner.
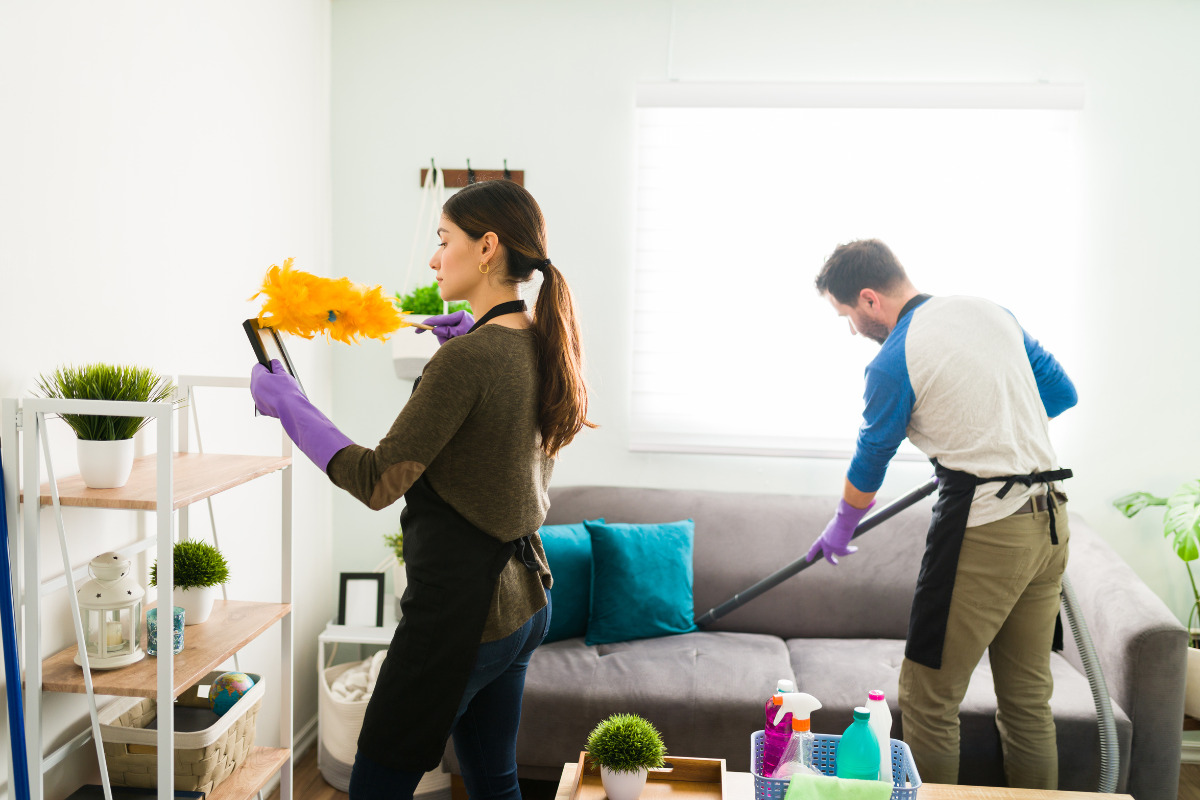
[
  {"x1": 805, "y1": 498, "x2": 876, "y2": 565},
  {"x1": 418, "y1": 310, "x2": 475, "y2": 345},
  {"x1": 250, "y1": 360, "x2": 354, "y2": 472}
]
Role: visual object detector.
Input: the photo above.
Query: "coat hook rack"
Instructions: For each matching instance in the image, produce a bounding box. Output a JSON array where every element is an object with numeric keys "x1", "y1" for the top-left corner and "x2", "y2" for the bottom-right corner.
[{"x1": 420, "y1": 161, "x2": 523, "y2": 187}]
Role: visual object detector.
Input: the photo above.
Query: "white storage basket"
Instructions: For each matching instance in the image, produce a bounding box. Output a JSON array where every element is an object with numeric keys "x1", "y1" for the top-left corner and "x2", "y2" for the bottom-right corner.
[{"x1": 320, "y1": 660, "x2": 370, "y2": 765}]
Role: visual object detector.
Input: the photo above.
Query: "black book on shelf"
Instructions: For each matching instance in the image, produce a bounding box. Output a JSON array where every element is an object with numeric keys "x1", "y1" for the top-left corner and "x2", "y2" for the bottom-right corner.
[{"x1": 66, "y1": 786, "x2": 206, "y2": 800}]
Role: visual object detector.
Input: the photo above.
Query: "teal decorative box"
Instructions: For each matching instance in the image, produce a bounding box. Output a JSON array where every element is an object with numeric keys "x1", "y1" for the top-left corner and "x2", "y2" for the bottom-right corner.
[{"x1": 146, "y1": 606, "x2": 185, "y2": 656}]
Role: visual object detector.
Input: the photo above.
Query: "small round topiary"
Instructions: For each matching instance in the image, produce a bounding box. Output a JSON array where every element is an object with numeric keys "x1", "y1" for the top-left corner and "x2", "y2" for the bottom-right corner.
[
  {"x1": 150, "y1": 540, "x2": 230, "y2": 591},
  {"x1": 586, "y1": 713, "x2": 667, "y2": 774}
]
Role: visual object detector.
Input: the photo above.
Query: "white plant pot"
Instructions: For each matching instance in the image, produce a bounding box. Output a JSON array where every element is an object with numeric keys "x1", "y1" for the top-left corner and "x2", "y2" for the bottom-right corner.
[
  {"x1": 392, "y1": 328, "x2": 439, "y2": 380},
  {"x1": 76, "y1": 438, "x2": 135, "y2": 489},
  {"x1": 600, "y1": 766, "x2": 648, "y2": 800},
  {"x1": 172, "y1": 585, "x2": 219, "y2": 625},
  {"x1": 1186, "y1": 646, "x2": 1200, "y2": 718}
]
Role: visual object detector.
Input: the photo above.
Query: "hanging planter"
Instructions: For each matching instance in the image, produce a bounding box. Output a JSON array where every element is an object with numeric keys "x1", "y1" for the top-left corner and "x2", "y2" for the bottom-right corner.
[
  {"x1": 33, "y1": 363, "x2": 182, "y2": 489},
  {"x1": 391, "y1": 281, "x2": 471, "y2": 380}
]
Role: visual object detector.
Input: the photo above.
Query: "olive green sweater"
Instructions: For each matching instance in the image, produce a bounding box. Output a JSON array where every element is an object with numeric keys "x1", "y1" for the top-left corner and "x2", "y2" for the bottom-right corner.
[{"x1": 327, "y1": 325, "x2": 553, "y2": 641}]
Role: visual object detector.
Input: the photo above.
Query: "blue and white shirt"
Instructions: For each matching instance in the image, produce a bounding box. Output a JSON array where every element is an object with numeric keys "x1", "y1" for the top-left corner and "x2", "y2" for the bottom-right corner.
[{"x1": 847, "y1": 295, "x2": 1078, "y2": 527}]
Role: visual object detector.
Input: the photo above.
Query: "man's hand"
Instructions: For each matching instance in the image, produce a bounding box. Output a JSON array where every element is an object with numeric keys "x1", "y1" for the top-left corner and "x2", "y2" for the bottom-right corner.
[
  {"x1": 806, "y1": 498, "x2": 875, "y2": 565},
  {"x1": 419, "y1": 310, "x2": 475, "y2": 345}
]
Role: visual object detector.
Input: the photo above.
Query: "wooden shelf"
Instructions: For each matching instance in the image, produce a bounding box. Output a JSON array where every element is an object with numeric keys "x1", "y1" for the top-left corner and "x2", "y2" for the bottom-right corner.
[
  {"x1": 211, "y1": 747, "x2": 290, "y2": 800},
  {"x1": 27, "y1": 453, "x2": 290, "y2": 510},
  {"x1": 41, "y1": 600, "x2": 291, "y2": 698}
]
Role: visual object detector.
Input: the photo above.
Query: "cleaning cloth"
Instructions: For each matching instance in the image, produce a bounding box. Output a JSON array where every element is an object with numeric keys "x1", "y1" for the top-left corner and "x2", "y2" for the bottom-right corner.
[{"x1": 784, "y1": 773, "x2": 893, "y2": 800}]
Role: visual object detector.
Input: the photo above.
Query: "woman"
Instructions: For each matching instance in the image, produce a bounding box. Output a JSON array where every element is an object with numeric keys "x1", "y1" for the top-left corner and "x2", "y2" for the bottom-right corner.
[{"x1": 249, "y1": 179, "x2": 593, "y2": 800}]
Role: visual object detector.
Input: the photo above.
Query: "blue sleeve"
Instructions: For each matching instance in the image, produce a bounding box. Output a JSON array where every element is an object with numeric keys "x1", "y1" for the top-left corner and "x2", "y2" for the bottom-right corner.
[
  {"x1": 1023, "y1": 329, "x2": 1077, "y2": 418},
  {"x1": 847, "y1": 366, "x2": 914, "y2": 493}
]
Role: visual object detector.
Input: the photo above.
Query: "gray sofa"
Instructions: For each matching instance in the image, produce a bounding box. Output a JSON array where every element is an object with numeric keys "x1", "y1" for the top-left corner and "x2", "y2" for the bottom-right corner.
[{"x1": 444, "y1": 485, "x2": 1187, "y2": 800}]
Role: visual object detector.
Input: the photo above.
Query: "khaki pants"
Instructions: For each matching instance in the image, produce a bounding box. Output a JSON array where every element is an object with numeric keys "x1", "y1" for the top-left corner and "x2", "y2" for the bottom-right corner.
[{"x1": 899, "y1": 503, "x2": 1069, "y2": 789}]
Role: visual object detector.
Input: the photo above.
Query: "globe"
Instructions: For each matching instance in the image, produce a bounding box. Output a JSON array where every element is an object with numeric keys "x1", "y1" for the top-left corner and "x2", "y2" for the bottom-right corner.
[{"x1": 210, "y1": 671, "x2": 256, "y2": 716}]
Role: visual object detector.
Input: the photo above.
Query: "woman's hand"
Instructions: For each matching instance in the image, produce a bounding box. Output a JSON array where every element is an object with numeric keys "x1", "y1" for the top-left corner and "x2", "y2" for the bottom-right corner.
[{"x1": 419, "y1": 311, "x2": 475, "y2": 344}]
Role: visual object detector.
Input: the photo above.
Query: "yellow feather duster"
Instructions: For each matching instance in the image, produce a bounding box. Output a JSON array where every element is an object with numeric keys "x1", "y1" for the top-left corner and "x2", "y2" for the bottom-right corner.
[{"x1": 251, "y1": 259, "x2": 410, "y2": 344}]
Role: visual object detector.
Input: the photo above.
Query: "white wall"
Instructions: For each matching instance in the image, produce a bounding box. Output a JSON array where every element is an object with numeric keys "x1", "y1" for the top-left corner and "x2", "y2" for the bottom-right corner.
[
  {"x1": 0, "y1": 2, "x2": 332, "y2": 797},
  {"x1": 330, "y1": 0, "x2": 1200, "y2": 624}
]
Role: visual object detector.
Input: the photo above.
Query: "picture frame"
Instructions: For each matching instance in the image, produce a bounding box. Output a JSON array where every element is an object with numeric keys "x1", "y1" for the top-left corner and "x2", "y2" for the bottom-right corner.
[
  {"x1": 243, "y1": 318, "x2": 306, "y2": 396},
  {"x1": 338, "y1": 572, "x2": 385, "y2": 627}
]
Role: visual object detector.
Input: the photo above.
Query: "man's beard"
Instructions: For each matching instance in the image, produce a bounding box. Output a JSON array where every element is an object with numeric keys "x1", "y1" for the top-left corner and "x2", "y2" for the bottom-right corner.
[{"x1": 860, "y1": 319, "x2": 889, "y2": 344}]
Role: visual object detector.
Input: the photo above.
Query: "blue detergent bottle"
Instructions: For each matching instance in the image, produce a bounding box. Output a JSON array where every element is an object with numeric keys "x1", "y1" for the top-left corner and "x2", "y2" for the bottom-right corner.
[{"x1": 836, "y1": 707, "x2": 882, "y2": 781}]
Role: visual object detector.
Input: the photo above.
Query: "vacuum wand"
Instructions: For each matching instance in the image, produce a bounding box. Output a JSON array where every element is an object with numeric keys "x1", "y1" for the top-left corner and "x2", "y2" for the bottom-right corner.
[{"x1": 693, "y1": 477, "x2": 939, "y2": 628}]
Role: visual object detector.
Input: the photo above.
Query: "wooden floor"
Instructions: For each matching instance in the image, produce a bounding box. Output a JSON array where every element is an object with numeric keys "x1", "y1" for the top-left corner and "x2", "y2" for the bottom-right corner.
[
  {"x1": 268, "y1": 747, "x2": 558, "y2": 800},
  {"x1": 275, "y1": 745, "x2": 1200, "y2": 800}
]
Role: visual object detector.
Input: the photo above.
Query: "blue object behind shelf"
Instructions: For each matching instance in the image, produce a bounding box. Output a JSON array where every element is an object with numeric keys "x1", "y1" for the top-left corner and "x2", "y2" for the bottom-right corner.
[{"x1": 1, "y1": 459, "x2": 31, "y2": 800}]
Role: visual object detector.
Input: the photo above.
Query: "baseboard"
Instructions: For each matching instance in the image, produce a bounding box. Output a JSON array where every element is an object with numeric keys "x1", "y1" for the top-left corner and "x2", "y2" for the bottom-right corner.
[{"x1": 1182, "y1": 732, "x2": 1200, "y2": 764}]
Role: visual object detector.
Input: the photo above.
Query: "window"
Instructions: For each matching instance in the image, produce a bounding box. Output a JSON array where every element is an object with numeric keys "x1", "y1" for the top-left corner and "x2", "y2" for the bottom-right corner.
[{"x1": 631, "y1": 83, "x2": 1083, "y2": 457}]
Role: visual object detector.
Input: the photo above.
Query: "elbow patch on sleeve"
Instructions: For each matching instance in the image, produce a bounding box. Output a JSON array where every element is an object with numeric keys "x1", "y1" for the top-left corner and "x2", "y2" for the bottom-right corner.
[{"x1": 369, "y1": 461, "x2": 427, "y2": 510}]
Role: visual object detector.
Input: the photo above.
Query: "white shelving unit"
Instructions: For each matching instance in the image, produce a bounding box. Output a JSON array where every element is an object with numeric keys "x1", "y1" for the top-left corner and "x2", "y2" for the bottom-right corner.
[{"x1": 1, "y1": 376, "x2": 295, "y2": 800}]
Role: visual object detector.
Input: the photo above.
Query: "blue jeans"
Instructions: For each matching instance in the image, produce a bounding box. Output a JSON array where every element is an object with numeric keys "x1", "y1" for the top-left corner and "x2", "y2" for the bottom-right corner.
[{"x1": 349, "y1": 593, "x2": 552, "y2": 800}]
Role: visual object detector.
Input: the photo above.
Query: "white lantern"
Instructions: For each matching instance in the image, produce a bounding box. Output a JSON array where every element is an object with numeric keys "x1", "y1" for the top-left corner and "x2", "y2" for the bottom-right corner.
[{"x1": 74, "y1": 552, "x2": 145, "y2": 669}]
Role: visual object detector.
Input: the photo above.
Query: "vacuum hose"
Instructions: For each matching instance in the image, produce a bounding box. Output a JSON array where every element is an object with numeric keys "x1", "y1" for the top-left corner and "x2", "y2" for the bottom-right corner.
[{"x1": 1060, "y1": 572, "x2": 1119, "y2": 793}]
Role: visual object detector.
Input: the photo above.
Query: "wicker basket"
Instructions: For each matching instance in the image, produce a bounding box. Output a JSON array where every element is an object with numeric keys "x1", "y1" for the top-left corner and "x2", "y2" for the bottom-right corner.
[{"x1": 98, "y1": 671, "x2": 265, "y2": 796}]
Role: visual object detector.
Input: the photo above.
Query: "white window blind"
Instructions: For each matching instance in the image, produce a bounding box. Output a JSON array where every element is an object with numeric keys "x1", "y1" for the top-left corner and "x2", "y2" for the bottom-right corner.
[{"x1": 631, "y1": 83, "x2": 1083, "y2": 457}]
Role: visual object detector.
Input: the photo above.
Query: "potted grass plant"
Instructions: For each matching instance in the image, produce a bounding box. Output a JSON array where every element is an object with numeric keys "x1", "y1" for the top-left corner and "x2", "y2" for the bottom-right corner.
[
  {"x1": 586, "y1": 713, "x2": 667, "y2": 800},
  {"x1": 1114, "y1": 481, "x2": 1200, "y2": 714},
  {"x1": 150, "y1": 540, "x2": 230, "y2": 625},
  {"x1": 392, "y1": 281, "x2": 472, "y2": 379},
  {"x1": 34, "y1": 363, "x2": 181, "y2": 489},
  {"x1": 384, "y1": 528, "x2": 407, "y2": 613}
]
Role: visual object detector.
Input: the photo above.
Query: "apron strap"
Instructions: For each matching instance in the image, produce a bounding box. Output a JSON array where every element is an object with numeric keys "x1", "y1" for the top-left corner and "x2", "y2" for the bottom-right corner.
[
  {"x1": 976, "y1": 468, "x2": 1073, "y2": 545},
  {"x1": 978, "y1": 468, "x2": 1074, "y2": 499},
  {"x1": 512, "y1": 533, "x2": 541, "y2": 571}
]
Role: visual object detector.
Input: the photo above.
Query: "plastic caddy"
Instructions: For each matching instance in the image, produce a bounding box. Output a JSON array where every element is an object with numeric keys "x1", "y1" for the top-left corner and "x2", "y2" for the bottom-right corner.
[
  {"x1": 751, "y1": 730, "x2": 921, "y2": 800},
  {"x1": 98, "y1": 671, "x2": 265, "y2": 796}
]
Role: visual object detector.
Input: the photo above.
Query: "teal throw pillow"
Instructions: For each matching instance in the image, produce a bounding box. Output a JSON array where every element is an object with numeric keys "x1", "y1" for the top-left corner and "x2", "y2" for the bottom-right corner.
[
  {"x1": 584, "y1": 519, "x2": 699, "y2": 646},
  {"x1": 539, "y1": 519, "x2": 603, "y2": 643}
]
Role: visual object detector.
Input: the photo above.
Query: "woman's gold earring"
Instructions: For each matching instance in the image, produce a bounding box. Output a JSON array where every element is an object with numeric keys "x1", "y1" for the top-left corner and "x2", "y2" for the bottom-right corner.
[{"x1": 478, "y1": 261, "x2": 490, "y2": 275}]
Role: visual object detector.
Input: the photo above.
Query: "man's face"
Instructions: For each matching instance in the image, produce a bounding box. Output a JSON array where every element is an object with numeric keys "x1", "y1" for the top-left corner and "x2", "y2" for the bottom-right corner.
[{"x1": 826, "y1": 292, "x2": 890, "y2": 345}]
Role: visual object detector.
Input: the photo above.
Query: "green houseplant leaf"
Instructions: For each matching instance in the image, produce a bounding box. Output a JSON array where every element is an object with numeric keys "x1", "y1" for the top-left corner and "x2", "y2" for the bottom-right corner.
[
  {"x1": 1112, "y1": 491, "x2": 1167, "y2": 519},
  {"x1": 150, "y1": 540, "x2": 230, "y2": 590},
  {"x1": 34, "y1": 363, "x2": 183, "y2": 441},
  {"x1": 1114, "y1": 480, "x2": 1200, "y2": 635},
  {"x1": 383, "y1": 530, "x2": 404, "y2": 564},
  {"x1": 394, "y1": 281, "x2": 472, "y2": 317},
  {"x1": 1164, "y1": 481, "x2": 1200, "y2": 562},
  {"x1": 585, "y1": 713, "x2": 667, "y2": 773}
]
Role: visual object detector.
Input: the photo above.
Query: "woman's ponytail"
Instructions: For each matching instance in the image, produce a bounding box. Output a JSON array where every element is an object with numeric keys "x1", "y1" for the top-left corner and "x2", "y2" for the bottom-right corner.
[
  {"x1": 533, "y1": 263, "x2": 595, "y2": 457},
  {"x1": 442, "y1": 179, "x2": 595, "y2": 457}
]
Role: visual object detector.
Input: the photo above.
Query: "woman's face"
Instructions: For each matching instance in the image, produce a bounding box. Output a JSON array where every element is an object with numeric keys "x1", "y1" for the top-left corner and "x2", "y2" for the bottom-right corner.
[{"x1": 430, "y1": 215, "x2": 484, "y2": 302}]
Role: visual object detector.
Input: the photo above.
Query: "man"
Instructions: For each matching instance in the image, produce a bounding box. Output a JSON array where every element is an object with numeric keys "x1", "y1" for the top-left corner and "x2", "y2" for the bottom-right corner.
[{"x1": 805, "y1": 239, "x2": 1077, "y2": 789}]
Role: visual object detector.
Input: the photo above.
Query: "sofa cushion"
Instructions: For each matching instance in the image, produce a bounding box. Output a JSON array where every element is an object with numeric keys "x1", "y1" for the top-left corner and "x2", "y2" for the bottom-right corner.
[
  {"x1": 515, "y1": 631, "x2": 793, "y2": 774},
  {"x1": 540, "y1": 520, "x2": 602, "y2": 643},
  {"x1": 584, "y1": 519, "x2": 699, "y2": 645},
  {"x1": 544, "y1": 485, "x2": 936, "y2": 639},
  {"x1": 788, "y1": 638, "x2": 1132, "y2": 789}
]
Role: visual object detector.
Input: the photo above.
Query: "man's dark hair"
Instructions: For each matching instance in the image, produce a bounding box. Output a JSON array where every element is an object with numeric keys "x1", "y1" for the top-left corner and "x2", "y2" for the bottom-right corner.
[{"x1": 814, "y1": 239, "x2": 910, "y2": 305}]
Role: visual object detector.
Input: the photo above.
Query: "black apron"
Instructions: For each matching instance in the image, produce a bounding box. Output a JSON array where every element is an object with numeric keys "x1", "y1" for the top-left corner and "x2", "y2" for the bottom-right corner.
[
  {"x1": 356, "y1": 298, "x2": 538, "y2": 772},
  {"x1": 905, "y1": 459, "x2": 1072, "y2": 669}
]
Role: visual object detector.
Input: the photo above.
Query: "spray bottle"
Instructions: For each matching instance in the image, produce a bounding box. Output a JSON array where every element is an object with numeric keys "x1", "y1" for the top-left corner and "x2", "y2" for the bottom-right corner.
[
  {"x1": 761, "y1": 679, "x2": 796, "y2": 777},
  {"x1": 769, "y1": 692, "x2": 823, "y2": 779}
]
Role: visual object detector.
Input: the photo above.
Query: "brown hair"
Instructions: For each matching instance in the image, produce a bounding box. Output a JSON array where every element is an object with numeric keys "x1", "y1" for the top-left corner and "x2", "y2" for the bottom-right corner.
[
  {"x1": 814, "y1": 239, "x2": 910, "y2": 305},
  {"x1": 442, "y1": 180, "x2": 595, "y2": 457}
]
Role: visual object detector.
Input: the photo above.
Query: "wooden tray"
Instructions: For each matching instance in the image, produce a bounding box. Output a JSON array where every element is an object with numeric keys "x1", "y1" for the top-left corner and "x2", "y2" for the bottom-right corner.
[{"x1": 567, "y1": 751, "x2": 725, "y2": 800}]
